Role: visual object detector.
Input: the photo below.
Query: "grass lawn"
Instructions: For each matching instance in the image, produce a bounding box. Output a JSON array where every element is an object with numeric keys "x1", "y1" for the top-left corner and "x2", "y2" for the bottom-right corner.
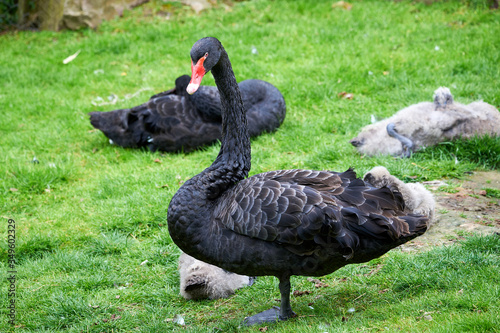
[{"x1": 1, "y1": 0, "x2": 499, "y2": 331}]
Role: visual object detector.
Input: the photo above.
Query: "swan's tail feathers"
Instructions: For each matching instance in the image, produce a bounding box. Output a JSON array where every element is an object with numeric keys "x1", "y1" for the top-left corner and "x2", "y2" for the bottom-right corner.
[
  {"x1": 400, "y1": 214, "x2": 429, "y2": 238},
  {"x1": 363, "y1": 185, "x2": 406, "y2": 212},
  {"x1": 337, "y1": 167, "x2": 357, "y2": 181},
  {"x1": 345, "y1": 212, "x2": 429, "y2": 263}
]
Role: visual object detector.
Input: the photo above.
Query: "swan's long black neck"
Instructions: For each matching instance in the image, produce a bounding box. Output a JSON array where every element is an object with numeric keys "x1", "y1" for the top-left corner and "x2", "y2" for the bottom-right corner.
[{"x1": 202, "y1": 49, "x2": 251, "y2": 199}]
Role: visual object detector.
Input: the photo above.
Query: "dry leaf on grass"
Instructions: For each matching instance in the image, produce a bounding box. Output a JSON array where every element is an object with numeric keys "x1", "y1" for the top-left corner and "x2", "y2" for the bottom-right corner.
[
  {"x1": 332, "y1": 1, "x2": 352, "y2": 10},
  {"x1": 293, "y1": 290, "x2": 312, "y2": 296},
  {"x1": 337, "y1": 91, "x2": 354, "y2": 99},
  {"x1": 63, "y1": 50, "x2": 81, "y2": 64},
  {"x1": 307, "y1": 278, "x2": 329, "y2": 288}
]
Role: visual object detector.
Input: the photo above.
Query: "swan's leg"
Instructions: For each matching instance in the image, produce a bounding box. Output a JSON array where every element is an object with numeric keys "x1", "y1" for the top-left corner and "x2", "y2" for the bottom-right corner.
[
  {"x1": 386, "y1": 123, "x2": 414, "y2": 158},
  {"x1": 278, "y1": 276, "x2": 295, "y2": 320}
]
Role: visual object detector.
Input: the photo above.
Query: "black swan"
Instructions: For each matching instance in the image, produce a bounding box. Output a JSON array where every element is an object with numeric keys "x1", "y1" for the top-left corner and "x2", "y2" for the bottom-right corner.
[
  {"x1": 167, "y1": 37, "x2": 430, "y2": 325},
  {"x1": 89, "y1": 74, "x2": 286, "y2": 152}
]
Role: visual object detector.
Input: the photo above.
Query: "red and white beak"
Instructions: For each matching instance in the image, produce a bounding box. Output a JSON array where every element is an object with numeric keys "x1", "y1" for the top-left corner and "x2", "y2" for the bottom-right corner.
[{"x1": 187, "y1": 55, "x2": 207, "y2": 95}]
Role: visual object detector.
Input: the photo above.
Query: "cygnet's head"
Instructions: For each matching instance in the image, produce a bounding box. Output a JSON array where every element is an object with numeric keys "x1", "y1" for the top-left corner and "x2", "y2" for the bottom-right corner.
[
  {"x1": 363, "y1": 166, "x2": 392, "y2": 188},
  {"x1": 433, "y1": 87, "x2": 454, "y2": 110}
]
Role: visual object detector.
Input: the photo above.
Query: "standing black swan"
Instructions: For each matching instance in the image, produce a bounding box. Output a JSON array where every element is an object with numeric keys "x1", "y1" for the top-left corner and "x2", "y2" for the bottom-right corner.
[
  {"x1": 167, "y1": 37, "x2": 430, "y2": 325},
  {"x1": 89, "y1": 74, "x2": 286, "y2": 152}
]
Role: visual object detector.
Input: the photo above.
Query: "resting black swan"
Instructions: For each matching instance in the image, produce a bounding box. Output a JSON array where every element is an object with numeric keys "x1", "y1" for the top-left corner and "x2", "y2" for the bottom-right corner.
[
  {"x1": 167, "y1": 37, "x2": 430, "y2": 325},
  {"x1": 89, "y1": 74, "x2": 286, "y2": 152}
]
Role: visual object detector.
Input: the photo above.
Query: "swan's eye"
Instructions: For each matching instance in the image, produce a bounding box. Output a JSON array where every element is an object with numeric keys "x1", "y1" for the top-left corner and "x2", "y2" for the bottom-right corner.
[{"x1": 204, "y1": 52, "x2": 209, "y2": 58}]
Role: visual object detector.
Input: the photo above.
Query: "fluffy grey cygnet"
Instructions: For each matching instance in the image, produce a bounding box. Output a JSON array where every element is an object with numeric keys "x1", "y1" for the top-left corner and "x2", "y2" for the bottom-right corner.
[
  {"x1": 179, "y1": 252, "x2": 254, "y2": 300},
  {"x1": 350, "y1": 87, "x2": 500, "y2": 157}
]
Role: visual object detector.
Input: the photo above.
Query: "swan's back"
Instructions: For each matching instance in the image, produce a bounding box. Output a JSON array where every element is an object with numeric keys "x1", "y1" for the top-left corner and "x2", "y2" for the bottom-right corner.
[
  {"x1": 240, "y1": 79, "x2": 286, "y2": 137},
  {"x1": 180, "y1": 168, "x2": 429, "y2": 278}
]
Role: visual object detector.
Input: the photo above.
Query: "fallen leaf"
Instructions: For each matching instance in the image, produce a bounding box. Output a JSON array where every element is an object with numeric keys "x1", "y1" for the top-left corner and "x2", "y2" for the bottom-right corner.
[
  {"x1": 63, "y1": 50, "x2": 81, "y2": 64},
  {"x1": 383, "y1": 71, "x2": 390, "y2": 75},
  {"x1": 182, "y1": 0, "x2": 212, "y2": 14},
  {"x1": 337, "y1": 91, "x2": 354, "y2": 99},
  {"x1": 332, "y1": 1, "x2": 352, "y2": 10},
  {"x1": 365, "y1": 264, "x2": 383, "y2": 276},
  {"x1": 293, "y1": 290, "x2": 312, "y2": 296},
  {"x1": 173, "y1": 314, "x2": 185, "y2": 326},
  {"x1": 154, "y1": 158, "x2": 162, "y2": 163},
  {"x1": 459, "y1": 223, "x2": 479, "y2": 231},
  {"x1": 259, "y1": 327, "x2": 268, "y2": 332},
  {"x1": 10, "y1": 188, "x2": 18, "y2": 192},
  {"x1": 307, "y1": 278, "x2": 329, "y2": 288}
]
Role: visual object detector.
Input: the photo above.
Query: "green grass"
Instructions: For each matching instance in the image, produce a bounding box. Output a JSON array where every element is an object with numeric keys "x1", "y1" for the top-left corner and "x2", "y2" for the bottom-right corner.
[
  {"x1": 413, "y1": 135, "x2": 500, "y2": 170},
  {"x1": 1, "y1": 0, "x2": 499, "y2": 331},
  {"x1": 484, "y1": 188, "x2": 500, "y2": 198}
]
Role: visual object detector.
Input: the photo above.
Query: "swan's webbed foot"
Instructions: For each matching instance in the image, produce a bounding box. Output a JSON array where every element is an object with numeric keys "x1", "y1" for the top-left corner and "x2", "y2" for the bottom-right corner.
[
  {"x1": 401, "y1": 144, "x2": 413, "y2": 158},
  {"x1": 242, "y1": 306, "x2": 296, "y2": 326},
  {"x1": 243, "y1": 275, "x2": 295, "y2": 326}
]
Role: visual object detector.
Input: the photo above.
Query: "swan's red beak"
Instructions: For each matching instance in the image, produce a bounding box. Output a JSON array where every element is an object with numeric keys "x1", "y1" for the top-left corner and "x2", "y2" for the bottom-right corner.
[{"x1": 187, "y1": 57, "x2": 206, "y2": 95}]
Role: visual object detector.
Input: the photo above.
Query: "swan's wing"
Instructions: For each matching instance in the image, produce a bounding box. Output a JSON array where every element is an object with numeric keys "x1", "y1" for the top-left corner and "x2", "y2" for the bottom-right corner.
[
  {"x1": 214, "y1": 169, "x2": 425, "y2": 257},
  {"x1": 149, "y1": 87, "x2": 176, "y2": 99},
  {"x1": 142, "y1": 94, "x2": 188, "y2": 132},
  {"x1": 138, "y1": 93, "x2": 221, "y2": 152}
]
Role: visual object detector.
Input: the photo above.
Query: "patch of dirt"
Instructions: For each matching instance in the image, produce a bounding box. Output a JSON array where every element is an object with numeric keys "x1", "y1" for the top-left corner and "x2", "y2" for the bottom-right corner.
[{"x1": 401, "y1": 171, "x2": 500, "y2": 251}]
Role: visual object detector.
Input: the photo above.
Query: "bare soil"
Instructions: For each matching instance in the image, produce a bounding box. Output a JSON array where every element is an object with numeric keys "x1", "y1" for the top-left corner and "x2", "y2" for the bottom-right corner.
[{"x1": 401, "y1": 171, "x2": 500, "y2": 251}]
